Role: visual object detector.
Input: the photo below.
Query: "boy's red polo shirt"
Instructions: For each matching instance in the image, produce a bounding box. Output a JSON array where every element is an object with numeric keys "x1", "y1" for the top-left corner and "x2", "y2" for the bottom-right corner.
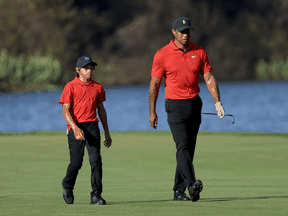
[
  {"x1": 59, "y1": 77, "x2": 106, "y2": 130},
  {"x1": 151, "y1": 40, "x2": 213, "y2": 100}
]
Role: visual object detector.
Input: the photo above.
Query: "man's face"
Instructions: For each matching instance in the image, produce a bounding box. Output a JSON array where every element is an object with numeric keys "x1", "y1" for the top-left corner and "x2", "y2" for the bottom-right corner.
[
  {"x1": 79, "y1": 63, "x2": 95, "y2": 79},
  {"x1": 173, "y1": 29, "x2": 190, "y2": 46}
]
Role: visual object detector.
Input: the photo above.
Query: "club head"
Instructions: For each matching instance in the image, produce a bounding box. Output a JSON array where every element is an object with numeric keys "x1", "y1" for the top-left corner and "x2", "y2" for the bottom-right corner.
[{"x1": 231, "y1": 115, "x2": 235, "y2": 124}]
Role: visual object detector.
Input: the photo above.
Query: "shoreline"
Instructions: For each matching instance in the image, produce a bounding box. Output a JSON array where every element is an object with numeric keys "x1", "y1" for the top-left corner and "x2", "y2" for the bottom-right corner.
[
  {"x1": 1, "y1": 80, "x2": 288, "y2": 95},
  {"x1": 1, "y1": 130, "x2": 287, "y2": 136}
]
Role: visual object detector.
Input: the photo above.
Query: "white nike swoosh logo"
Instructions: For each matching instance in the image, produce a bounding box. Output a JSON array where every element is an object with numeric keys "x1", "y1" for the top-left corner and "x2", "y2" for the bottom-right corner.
[{"x1": 191, "y1": 56, "x2": 197, "y2": 58}]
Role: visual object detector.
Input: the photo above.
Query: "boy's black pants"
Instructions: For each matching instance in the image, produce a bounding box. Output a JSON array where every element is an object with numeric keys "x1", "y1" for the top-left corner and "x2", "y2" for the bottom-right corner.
[
  {"x1": 62, "y1": 121, "x2": 102, "y2": 194},
  {"x1": 165, "y1": 95, "x2": 203, "y2": 193}
]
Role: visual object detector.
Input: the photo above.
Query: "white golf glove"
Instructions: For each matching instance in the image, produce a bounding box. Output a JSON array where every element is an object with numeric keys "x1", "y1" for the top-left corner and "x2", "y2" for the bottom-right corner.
[{"x1": 215, "y1": 101, "x2": 225, "y2": 118}]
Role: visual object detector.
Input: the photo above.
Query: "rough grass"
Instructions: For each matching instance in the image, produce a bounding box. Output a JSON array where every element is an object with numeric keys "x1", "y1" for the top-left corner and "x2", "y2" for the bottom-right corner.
[{"x1": 0, "y1": 131, "x2": 287, "y2": 216}]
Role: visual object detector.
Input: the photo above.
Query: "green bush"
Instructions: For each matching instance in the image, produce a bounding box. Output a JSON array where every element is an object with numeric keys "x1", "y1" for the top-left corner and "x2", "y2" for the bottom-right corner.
[
  {"x1": 256, "y1": 59, "x2": 269, "y2": 80},
  {"x1": 24, "y1": 52, "x2": 61, "y2": 85},
  {"x1": 0, "y1": 50, "x2": 10, "y2": 79},
  {"x1": 256, "y1": 56, "x2": 288, "y2": 80},
  {"x1": 282, "y1": 57, "x2": 288, "y2": 79},
  {"x1": 0, "y1": 49, "x2": 62, "y2": 91}
]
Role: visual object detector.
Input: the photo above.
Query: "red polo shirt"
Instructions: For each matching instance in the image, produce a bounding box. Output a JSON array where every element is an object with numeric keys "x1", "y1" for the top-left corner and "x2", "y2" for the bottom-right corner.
[
  {"x1": 59, "y1": 77, "x2": 106, "y2": 130},
  {"x1": 151, "y1": 40, "x2": 213, "y2": 100}
]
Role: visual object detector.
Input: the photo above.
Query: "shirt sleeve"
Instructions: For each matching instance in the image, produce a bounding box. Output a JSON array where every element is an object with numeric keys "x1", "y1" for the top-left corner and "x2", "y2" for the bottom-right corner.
[
  {"x1": 151, "y1": 52, "x2": 165, "y2": 79},
  {"x1": 59, "y1": 83, "x2": 73, "y2": 105},
  {"x1": 200, "y1": 50, "x2": 213, "y2": 76},
  {"x1": 97, "y1": 86, "x2": 106, "y2": 106}
]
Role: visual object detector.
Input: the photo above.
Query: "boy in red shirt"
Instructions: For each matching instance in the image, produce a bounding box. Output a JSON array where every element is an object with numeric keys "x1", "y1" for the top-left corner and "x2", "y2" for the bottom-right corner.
[{"x1": 59, "y1": 56, "x2": 112, "y2": 205}]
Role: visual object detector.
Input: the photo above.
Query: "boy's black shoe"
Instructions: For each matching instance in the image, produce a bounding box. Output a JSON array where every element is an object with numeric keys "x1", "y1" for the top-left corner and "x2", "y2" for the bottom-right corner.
[
  {"x1": 188, "y1": 180, "x2": 203, "y2": 202},
  {"x1": 173, "y1": 191, "x2": 191, "y2": 201},
  {"x1": 62, "y1": 188, "x2": 74, "y2": 204},
  {"x1": 90, "y1": 191, "x2": 106, "y2": 205}
]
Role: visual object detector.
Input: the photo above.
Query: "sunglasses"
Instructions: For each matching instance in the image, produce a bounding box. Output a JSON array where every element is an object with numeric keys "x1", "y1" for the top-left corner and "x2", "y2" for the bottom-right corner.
[{"x1": 83, "y1": 66, "x2": 95, "y2": 70}]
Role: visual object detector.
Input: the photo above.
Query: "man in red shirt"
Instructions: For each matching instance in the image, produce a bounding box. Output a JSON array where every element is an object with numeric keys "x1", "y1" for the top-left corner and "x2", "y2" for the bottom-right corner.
[
  {"x1": 149, "y1": 17, "x2": 225, "y2": 202},
  {"x1": 59, "y1": 56, "x2": 112, "y2": 205}
]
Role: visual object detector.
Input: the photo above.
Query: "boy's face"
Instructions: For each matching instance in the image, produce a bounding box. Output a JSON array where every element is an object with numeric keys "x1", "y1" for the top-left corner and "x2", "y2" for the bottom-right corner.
[{"x1": 78, "y1": 63, "x2": 95, "y2": 80}]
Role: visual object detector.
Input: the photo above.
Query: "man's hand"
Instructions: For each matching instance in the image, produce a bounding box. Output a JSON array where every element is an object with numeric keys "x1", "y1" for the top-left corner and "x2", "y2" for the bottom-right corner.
[
  {"x1": 73, "y1": 127, "x2": 85, "y2": 140},
  {"x1": 149, "y1": 113, "x2": 158, "y2": 129},
  {"x1": 215, "y1": 102, "x2": 225, "y2": 118},
  {"x1": 103, "y1": 132, "x2": 112, "y2": 148}
]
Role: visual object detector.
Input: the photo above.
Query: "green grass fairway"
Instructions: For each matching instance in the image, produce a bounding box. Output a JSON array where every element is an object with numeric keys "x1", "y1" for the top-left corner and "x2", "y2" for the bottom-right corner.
[{"x1": 0, "y1": 131, "x2": 288, "y2": 216}]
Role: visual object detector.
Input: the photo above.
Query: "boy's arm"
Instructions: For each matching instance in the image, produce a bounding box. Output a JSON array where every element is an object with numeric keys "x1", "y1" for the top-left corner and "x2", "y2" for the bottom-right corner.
[
  {"x1": 149, "y1": 75, "x2": 161, "y2": 129},
  {"x1": 62, "y1": 103, "x2": 85, "y2": 140},
  {"x1": 97, "y1": 103, "x2": 112, "y2": 148}
]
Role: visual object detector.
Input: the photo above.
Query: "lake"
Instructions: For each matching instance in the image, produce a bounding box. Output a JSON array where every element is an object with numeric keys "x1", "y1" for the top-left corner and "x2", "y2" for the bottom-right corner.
[{"x1": 0, "y1": 81, "x2": 287, "y2": 133}]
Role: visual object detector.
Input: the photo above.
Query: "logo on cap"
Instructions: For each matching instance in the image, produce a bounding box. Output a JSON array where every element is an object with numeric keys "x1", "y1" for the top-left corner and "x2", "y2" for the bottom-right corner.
[
  {"x1": 183, "y1": 20, "x2": 186, "y2": 24},
  {"x1": 85, "y1": 57, "x2": 90, "y2": 61}
]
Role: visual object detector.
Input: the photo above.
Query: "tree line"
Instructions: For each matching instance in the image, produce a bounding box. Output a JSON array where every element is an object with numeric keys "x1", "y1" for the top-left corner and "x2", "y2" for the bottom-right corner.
[{"x1": 0, "y1": 0, "x2": 287, "y2": 92}]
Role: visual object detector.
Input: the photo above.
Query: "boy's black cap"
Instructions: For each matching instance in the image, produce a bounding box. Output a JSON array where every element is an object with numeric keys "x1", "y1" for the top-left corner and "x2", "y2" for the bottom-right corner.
[
  {"x1": 76, "y1": 56, "x2": 97, "y2": 67},
  {"x1": 172, "y1": 17, "x2": 193, "y2": 32}
]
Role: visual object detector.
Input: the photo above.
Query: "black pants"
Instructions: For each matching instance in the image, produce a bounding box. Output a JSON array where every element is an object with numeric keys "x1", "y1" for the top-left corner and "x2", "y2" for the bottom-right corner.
[
  {"x1": 62, "y1": 121, "x2": 103, "y2": 194},
  {"x1": 165, "y1": 95, "x2": 202, "y2": 192}
]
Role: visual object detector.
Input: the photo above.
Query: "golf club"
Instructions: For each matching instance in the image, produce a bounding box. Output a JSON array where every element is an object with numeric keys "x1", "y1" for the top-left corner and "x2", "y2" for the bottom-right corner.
[{"x1": 201, "y1": 113, "x2": 235, "y2": 124}]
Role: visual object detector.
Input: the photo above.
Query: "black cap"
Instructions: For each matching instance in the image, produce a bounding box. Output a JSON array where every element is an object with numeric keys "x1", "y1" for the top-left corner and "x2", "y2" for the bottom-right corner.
[
  {"x1": 172, "y1": 17, "x2": 193, "y2": 32},
  {"x1": 76, "y1": 56, "x2": 97, "y2": 67}
]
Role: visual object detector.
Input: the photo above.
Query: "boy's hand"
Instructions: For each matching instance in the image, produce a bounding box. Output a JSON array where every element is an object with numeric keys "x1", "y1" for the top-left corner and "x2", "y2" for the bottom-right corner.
[
  {"x1": 73, "y1": 127, "x2": 85, "y2": 140},
  {"x1": 149, "y1": 113, "x2": 158, "y2": 129},
  {"x1": 104, "y1": 132, "x2": 112, "y2": 148}
]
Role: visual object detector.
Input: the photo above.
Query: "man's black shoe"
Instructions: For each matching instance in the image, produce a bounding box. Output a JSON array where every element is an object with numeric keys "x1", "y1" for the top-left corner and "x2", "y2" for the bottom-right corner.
[
  {"x1": 191, "y1": 194, "x2": 200, "y2": 202},
  {"x1": 62, "y1": 188, "x2": 74, "y2": 204},
  {"x1": 90, "y1": 191, "x2": 106, "y2": 205},
  {"x1": 188, "y1": 180, "x2": 203, "y2": 202},
  {"x1": 173, "y1": 191, "x2": 191, "y2": 201}
]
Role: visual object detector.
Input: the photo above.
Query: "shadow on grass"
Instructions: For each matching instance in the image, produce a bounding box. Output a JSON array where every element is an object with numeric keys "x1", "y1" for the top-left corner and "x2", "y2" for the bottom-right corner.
[
  {"x1": 107, "y1": 195, "x2": 288, "y2": 205},
  {"x1": 201, "y1": 195, "x2": 288, "y2": 202}
]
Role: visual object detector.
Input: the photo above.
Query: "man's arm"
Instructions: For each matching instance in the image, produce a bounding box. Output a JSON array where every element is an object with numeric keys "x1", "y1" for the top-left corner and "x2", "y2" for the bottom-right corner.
[
  {"x1": 62, "y1": 103, "x2": 85, "y2": 140},
  {"x1": 97, "y1": 103, "x2": 112, "y2": 148},
  {"x1": 203, "y1": 71, "x2": 224, "y2": 118},
  {"x1": 203, "y1": 71, "x2": 220, "y2": 103},
  {"x1": 149, "y1": 75, "x2": 161, "y2": 129}
]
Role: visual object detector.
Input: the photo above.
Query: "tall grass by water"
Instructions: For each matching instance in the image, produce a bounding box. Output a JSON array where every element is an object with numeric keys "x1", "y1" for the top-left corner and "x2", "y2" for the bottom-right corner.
[
  {"x1": 0, "y1": 49, "x2": 62, "y2": 92},
  {"x1": 256, "y1": 56, "x2": 288, "y2": 80}
]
